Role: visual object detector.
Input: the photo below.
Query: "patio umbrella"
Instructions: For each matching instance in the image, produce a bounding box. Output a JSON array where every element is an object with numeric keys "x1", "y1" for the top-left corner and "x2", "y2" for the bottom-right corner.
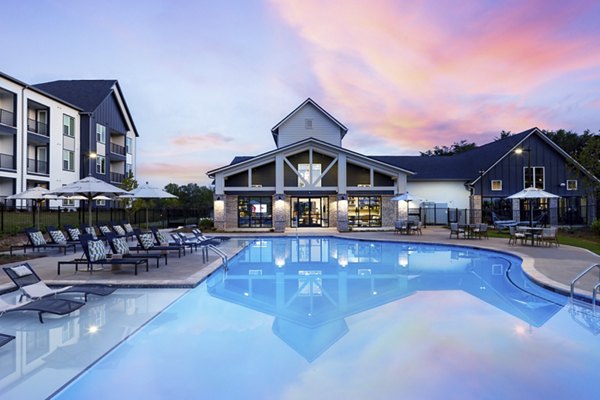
[
  {"x1": 7, "y1": 186, "x2": 60, "y2": 229},
  {"x1": 48, "y1": 176, "x2": 131, "y2": 227},
  {"x1": 391, "y1": 192, "x2": 421, "y2": 220},
  {"x1": 507, "y1": 187, "x2": 559, "y2": 227},
  {"x1": 123, "y1": 182, "x2": 177, "y2": 229}
]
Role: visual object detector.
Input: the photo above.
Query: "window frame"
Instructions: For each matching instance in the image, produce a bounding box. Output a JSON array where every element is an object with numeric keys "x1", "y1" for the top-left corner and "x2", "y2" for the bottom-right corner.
[
  {"x1": 297, "y1": 163, "x2": 322, "y2": 187},
  {"x1": 96, "y1": 155, "x2": 106, "y2": 174},
  {"x1": 126, "y1": 137, "x2": 133, "y2": 154},
  {"x1": 523, "y1": 166, "x2": 545, "y2": 189},
  {"x1": 491, "y1": 180, "x2": 502, "y2": 191},
  {"x1": 566, "y1": 180, "x2": 578, "y2": 191},
  {"x1": 96, "y1": 123, "x2": 106, "y2": 144},
  {"x1": 347, "y1": 196, "x2": 382, "y2": 227},
  {"x1": 237, "y1": 196, "x2": 273, "y2": 228},
  {"x1": 63, "y1": 114, "x2": 75, "y2": 137},
  {"x1": 62, "y1": 149, "x2": 75, "y2": 171}
]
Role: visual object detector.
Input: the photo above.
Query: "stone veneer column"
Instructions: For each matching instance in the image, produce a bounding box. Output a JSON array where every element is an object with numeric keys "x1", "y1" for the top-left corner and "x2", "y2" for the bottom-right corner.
[
  {"x1": 273, "y1": 195, "x2": 287, "y2": 233},
  {"x1": 337, "y1": 194, "x2": 349, "y2": 232},
  {"x1": 213, "y1": 194, "x2": 226, "y2": 231}
]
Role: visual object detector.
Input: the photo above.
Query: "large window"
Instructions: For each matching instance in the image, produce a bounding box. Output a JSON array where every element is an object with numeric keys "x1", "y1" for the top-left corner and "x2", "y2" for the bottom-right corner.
[
  {"x1": 126, "y1": 137, "x2": 133, "y2": 154},
  {"x1": 63, "y1": 114, "x2": 75, "y2": 136},
  {"x1": 298, "y1": 163, "x2": 321, "y2": 187},
  {"x1": 524, "y1": 166, "x2": 544, "y2": 189},
  {"x1": 96, "y1": 155, "x2": 106, "y2": 174},
  {"x1": 96, "y1": 123, "x2": 106, "y2": 144},
  {"x1": 63, "y1": 149, "x2": 74, "y2": 171},
  {"x1": 238, "y1": 196, "x2": 272, "y2": 228},
  {"x1": 348, "y1": 196, "x2": 381, "y2": 227}
]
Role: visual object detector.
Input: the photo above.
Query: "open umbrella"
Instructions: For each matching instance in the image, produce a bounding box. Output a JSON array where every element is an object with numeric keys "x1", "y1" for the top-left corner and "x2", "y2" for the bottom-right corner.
[
  {"x1": 7, "y1": 186, "x2": 60, "y2": 229},
  {"x1": 48, "y1": 176, "x2": 131, "y2": 227},
  {"x1": 507, "y1": 187, "x2": 559, "y2": 226},
  {"x1": 391, "y1": 192, "x2": 422, "y2": 220},
  {"x1": 123, "y1": 182, "x2": 177, "y2": 229}
]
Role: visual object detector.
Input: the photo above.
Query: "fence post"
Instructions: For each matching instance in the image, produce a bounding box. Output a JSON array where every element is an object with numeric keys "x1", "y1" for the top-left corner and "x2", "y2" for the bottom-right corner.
[{"x1": 58, "y1": 207, "x2": 61, "y2": 227}]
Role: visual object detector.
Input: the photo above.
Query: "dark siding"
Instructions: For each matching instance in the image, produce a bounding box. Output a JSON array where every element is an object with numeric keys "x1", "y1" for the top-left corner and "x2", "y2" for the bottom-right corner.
[
  {"x1": 284, "y1": 163, "x2": 297, "y2": 186},
  {"x1": 313, "y1": 151, "x2": 336, "y2": 186},
  {"x1": 347, "y1": 163, "x2": 370, "y2": 186},
  {"x1": 478, "y1": 134, "x2": 590, "y2": 197},
  {"x1": 374, "y1": 171, "x2": 394, "y2": 186},
  {"x1": 225, "y1": 170, "x2": 248, "y2": 187},
  {"x1": 94, "y1": 93, "x2": 128, "y2": 134},
  {"x1": 252, "y1": 162, "x2": 276, "y2": 186}
]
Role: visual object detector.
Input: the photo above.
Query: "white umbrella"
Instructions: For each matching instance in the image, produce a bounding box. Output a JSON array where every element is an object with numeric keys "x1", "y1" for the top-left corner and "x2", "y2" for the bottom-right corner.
[
  {"x1": 48, "y1": 176, "x2": 131, "y2": 227},
  {"x1": 123, "y1": 182, "x2": 177, "y2": 229},
  {"x1": 507, "y1": 187, "x2": 559, "y2": 226},
  {"x1": 391, "y1": 192, "x2": 422, "y2": 219},
  {"x1": 7, "y1": 186, "x2": 59, "y2": 229}
]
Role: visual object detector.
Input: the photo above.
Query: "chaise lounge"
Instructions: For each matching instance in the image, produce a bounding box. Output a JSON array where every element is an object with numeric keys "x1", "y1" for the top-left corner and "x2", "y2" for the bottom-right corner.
[{"x1": 0, "y1": 296, "x2": 84, "y2": 323}]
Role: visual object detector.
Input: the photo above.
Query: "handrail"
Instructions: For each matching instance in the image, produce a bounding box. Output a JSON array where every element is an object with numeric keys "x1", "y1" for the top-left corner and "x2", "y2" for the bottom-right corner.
[
  {"x1": 207, "y1": 244, "x2": 228, "y2": 269},
  {"x1": 570, "y1": 263, "x2": 600, "y2": 302}
]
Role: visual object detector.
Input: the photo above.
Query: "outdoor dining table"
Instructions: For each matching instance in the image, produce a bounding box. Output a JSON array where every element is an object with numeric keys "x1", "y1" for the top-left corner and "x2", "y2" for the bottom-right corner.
[{"x1": 458, "y1": 224, "x2": 479, "y2": 239}]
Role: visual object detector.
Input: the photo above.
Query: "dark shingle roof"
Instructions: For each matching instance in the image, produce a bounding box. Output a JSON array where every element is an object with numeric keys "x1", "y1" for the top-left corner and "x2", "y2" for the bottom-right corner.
[
  {"x1": 371, "y1": 128, "x2": 536, "y2": 181},
  {"x1": 32, "y1": 80, "x2": 117, "y2": 112}
]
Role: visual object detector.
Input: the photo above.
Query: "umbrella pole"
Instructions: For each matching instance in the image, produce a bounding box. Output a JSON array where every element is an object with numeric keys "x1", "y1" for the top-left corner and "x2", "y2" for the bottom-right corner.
[
  {"x1": 36, "y1": 200, "x2": 40, "y2": 230},
  {"x1": 146, "y1": 207, "x2": 149, "y2": 230},
  {"x1": 89, "y1": 199, "x2": 93, "y2": 227},
  {"x1": 529, "y1": 199, "x2": 533, "y2": 227}
]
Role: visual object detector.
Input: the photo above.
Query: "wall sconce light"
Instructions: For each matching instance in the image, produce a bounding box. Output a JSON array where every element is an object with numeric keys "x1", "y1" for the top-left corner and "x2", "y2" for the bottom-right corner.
[
  {"x1": 559, "y1": 183, "x2": 566, "y2": 187},
  {"x1": 214, "y1": 194, "x2": 224, "y2": 201},
  {"x1": 274, "y1": 193, "x2": 285, "y2": 201},
  {"x1": 337, "y1": 194, "x2": 348, "y2": 201}
]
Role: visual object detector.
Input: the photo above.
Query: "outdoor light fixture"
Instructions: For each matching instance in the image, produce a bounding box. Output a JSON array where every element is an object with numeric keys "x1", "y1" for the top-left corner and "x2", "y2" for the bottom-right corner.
[
  {"x1": 274, "y1": 194, "x2": 285, "y2": 201},
  {"x1": 337, "y1": 194, "x2": 348, "y2": 201},
  {"x1": 214, "y1": 194, "x2": 223, "y2": 201}
]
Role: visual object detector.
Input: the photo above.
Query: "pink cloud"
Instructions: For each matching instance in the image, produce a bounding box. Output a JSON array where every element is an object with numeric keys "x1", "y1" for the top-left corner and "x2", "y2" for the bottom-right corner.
[
  {"x1": 171, "y1": 132, "x2": 234, "y2": 147},
  {"x1": 269, "y1": 0, "x2": 600, "y2": 152}
]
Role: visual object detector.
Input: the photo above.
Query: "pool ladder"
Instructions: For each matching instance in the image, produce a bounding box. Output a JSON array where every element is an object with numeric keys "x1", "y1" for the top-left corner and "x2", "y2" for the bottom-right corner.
[
  {"x1": 570, "y1": 264, "x2": 600, "y2": 306},
  {"x1": 207, "y1": 244, "x2": 228, "y2": 269}
]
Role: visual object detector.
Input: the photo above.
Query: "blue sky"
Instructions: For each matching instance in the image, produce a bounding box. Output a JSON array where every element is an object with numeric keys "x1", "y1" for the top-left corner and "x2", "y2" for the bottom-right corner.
[{"x1": 4, "y1": 0, "x2": 600, "y2": 187}]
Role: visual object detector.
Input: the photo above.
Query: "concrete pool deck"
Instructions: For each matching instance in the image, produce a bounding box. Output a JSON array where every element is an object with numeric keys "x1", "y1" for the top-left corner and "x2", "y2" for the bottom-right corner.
[{"x1": 0, "y1": 227, "x2": 598, "y2": 300}]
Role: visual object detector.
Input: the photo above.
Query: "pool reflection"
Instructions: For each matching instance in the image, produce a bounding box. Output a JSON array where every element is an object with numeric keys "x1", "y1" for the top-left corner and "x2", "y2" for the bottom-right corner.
[{"x1": 207, "y1": 237, "x2": 564, "y2": 362}]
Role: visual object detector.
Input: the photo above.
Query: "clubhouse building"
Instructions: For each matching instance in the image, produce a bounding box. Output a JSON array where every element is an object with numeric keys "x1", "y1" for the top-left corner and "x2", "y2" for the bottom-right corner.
[{"x1": 207, "y1": 99, "x2": 598, "y2": 232}]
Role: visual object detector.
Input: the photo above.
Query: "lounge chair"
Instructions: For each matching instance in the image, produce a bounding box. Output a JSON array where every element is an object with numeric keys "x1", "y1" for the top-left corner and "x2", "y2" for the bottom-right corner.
[
  {"x1": 47, "y1": 226, "x2": 79, "y2": 247},
  {"x1": 0, "y1": 333, "x2": 15, "y2": 347},
  {"x1": 111, "y1": 222, "x2": 135, "y2": 241},
  {"x1": 192, "y1": 228, "x2": 229, "y2": 243},
  {"x1": 0, "y1": 296, "x2": 84, "y2": 323},
  {"x1": 10, "y1": 228, "x2": 77, "y2": 256},
  {"x1": 491, "y1": 212, "x2": 520, "y2": 230},
  {"x1": 105, "y1": 232, "x2": 167, "y2": 267},
  {"x1": 64, "y1": 224, "x2": 82, "y2": 242},
  {"x1": 132, "y1": 228, "x2": 184, "y2": 257},
  {"x1": 80, "y1": 224, "x2": 99, "y2": 240},
  {"x1": 57, "y1": 235, "x2": 149, "y2": 276},
  {"x1": 3, "y1": 263, "x2": 116, "y2": 302}
]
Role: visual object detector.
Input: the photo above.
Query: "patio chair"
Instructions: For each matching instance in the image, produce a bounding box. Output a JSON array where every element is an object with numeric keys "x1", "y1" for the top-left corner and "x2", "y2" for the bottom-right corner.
[
  {"x1": 508, "y1": 226, "x2": 526, "y2": 245},
  {"x1": 394, "y1": 220, "x2": 407, "y2": 235},
  {"x1": 64, "y1": 224, "x2": 82, "y2": 242},
  {"x1": 10, "y1": 228, "x2": 76, "y2": 256},
  {"x1": 540, "y1": 227, "x2": 559, "y2": 247},
  {"x1": 47, "y1": 226, "x2": 79, "y2": 247},
  {"x1": 471, "y1": 223, "x2": 489, "y2": 239},
  {"x1": 191, "y1": 228, "x2": 230, "y2": 243},
  {"x1": 57, "y1": 235, "x2": 149, "y2": 276},
  {"x1": 3, "y1": 263, "x2": 116, "y2": 302},
  {"x1": 105, "y1": 232, "x2": 167, "y2": 267},
  {"x1": 132, "y1": 229, "x2": 184, "y2": 257},
  {"x1": 0, "y1": 296, "x2": 84, "y2": 324},
  {"x1": 409, "y1": 221, "x2": 423, "y2": 235},
  {"x1": 0, "y1": 333, "x2": 15, "y2": 348},
  {"x1": 449, "y1": 223, "x2": 465, "y2": 239},
  {"x1": 170, "y1": 232, "x2": 201, "y2": 252}
]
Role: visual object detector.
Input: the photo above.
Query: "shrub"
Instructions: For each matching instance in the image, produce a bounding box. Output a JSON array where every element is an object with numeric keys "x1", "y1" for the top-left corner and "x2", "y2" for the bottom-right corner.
[
  {"x1": 199, "y1": 218, "x2": 213, "y2": 230},
  {"x1": 592, "y1": 219, "x2": 600, "y2": 236}
]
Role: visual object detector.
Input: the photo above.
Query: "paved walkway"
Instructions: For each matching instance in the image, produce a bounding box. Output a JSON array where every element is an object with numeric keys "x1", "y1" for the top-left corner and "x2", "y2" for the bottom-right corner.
[{"x1": 1, "y1": 227, "x2": 598, "y2": 299}]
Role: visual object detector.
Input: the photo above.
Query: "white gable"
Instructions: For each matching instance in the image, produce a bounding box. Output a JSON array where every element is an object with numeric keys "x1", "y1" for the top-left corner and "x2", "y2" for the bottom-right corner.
[{"x1": 273, "y1": 100, "x2": 346, "y2": 148}]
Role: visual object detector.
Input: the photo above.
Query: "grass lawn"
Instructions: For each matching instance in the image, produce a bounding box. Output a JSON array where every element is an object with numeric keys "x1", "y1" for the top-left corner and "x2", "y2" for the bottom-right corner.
[{"x1": 488, "y1": 228, "x2": 600, "y2": 255}]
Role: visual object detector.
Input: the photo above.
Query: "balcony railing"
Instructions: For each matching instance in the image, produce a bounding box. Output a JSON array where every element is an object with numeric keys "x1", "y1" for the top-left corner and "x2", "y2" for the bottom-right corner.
[
  {"x1": 0, "y1": 108, "x2": 15, "y2": 126},
  {"x1": 0, "y1": 153, "x2": 15, "y2": 170},
  {"x1": 27, "y1": 118, "x2": 48, "y2": 136},
  {"x1": 110, "y1": 143, "x2": 126, "y2": 156},
  {"x1": 27, "y1": 158, "x2": 48, "y2": 174},
  {"x1": 110, "y1": 172, "x2": 125, "y2": 183}
]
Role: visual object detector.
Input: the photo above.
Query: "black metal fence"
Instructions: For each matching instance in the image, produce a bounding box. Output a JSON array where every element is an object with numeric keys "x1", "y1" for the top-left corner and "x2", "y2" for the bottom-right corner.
[
  {"x1": 418, "y1": 203, "x2": 598, "y2": 227},
  {"x1": 0, "y1": 204, "x2": 211, "y2": 234}
]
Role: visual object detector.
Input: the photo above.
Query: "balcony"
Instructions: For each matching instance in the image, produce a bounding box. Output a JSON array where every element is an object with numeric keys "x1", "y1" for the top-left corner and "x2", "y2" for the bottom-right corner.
[
  {"x1": 27, "y1": 158, "x2": 49, "y2": 175},
  {"x1": 110, "y1": 172, "x2": 125, "y2": 183},
  {"x1": 0, "y1": 153, "x2": 15, "y2": 170},
  {"x1": 110, "y1": 143, "x2": 126, "y2": 156},
  {"x1": 27, "y1": 118, "x2": 48, "y2": 136},
  {"x1": 0, "y1": 108, "x2": 15, "y2": 126}
]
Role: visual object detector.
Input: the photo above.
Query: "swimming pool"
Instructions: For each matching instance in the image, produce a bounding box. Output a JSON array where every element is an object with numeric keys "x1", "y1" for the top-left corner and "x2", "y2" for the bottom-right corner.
[{"x1": 31, "y1": 238, "x2": 600, "y2": 398}]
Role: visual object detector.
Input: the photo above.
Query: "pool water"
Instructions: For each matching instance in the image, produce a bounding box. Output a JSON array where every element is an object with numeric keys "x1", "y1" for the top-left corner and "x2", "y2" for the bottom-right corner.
[{"x1": 53, "y1": 237, "x2": 600, "y2": 399}]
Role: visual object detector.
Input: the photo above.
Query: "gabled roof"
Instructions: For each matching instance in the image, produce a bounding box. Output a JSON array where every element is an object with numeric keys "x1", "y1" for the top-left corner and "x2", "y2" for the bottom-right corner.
[
  {"x1": 270, "y1": 98, "x2": 348, "y2": 146},
  {"x1": 33, "y1": 80, "x2": 139, "y2": 137},
  {"x1": 207, "y1": 136, "x2": 414, "y2": 178},
  {"x1": 372, "y1": 128, "x2": 537, "y2": 181},
  {"x1": 33, "y1": 80, "x2": 117, "y2": 112},
  {"x1": 0, "y1": 71, "x2": 82, "y2": 111}
]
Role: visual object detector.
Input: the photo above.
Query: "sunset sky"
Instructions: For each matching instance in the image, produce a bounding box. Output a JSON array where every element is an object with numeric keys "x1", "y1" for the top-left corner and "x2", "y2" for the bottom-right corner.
[{"x1": 3, "y1": 0, "x2": 600, "y2": 187}]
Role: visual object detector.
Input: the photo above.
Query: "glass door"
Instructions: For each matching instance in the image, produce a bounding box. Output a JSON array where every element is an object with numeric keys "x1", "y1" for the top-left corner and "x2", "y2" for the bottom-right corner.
[{"x1": 291, "y1": 197, "x2": 329, "y2": 227}]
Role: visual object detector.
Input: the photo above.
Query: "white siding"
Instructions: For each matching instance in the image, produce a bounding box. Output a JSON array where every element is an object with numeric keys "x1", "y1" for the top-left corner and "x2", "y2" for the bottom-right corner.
[
  {"x1": 407, "y1": 181, "x2": 470, "y2": 209},
  {"x1": 277, "y1": 103, "x2": 342, "y2": 148}
]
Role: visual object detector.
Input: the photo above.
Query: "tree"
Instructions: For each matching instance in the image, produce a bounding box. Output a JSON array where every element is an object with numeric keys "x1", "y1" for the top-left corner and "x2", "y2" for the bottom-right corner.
[
  {"x1": 578, "y1": 135, "x2": 600, "y2": 178},
  {"x1": 163, "y1": 183, "x2": 214, "y2": 217},
  {"x1": 494, "y1": 130, "x2": 512, "y2": 141},
  {"x1": 545, "y1": 129, "x2": 593, "y2": 159},
  {"x1": 420, "y1": 140, "x2": 477, "y2": 156},
  {"x1": 119, "y1": 172, "x2": 142, "y2": 220}
]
